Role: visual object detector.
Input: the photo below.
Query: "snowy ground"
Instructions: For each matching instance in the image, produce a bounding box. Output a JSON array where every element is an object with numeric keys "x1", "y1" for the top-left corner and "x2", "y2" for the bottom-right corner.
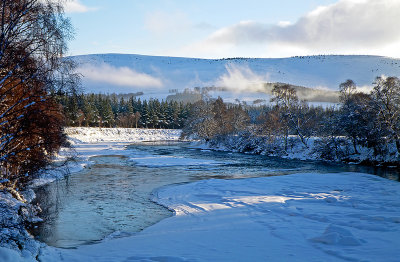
[
  {"x1": 2, "y1": 128, "x2": 400, "y2": 261},
  {"x1": 202, "y1": 134, "x2": 400, "y2": 166},
  {"x1": 65, "y1": 127, "x2": 182, "y2": 143},
  {"x1": 39, "y1": 172, "x2": 400, "y2": 262}
]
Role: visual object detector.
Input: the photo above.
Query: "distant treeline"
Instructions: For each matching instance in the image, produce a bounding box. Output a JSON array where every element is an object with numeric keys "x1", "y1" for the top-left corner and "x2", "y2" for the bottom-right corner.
[
  {"x1": 183, "y1": 77, "x2": 400, "y2": 162},
  {"x1": 59, "y1": 93, "x2": 191, "y2": 129}
]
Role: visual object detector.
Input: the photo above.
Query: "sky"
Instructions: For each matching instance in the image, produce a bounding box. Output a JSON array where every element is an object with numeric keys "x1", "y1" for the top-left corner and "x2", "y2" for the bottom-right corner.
[{"x1": 64, "y1": 0, "x2": 400, "y2": 58}]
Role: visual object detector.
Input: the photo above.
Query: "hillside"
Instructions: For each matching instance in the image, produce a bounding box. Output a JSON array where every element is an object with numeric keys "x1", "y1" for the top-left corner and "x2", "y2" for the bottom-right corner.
[{"x1": 71, "y1": 54, "x2": 400, "y2": 104}]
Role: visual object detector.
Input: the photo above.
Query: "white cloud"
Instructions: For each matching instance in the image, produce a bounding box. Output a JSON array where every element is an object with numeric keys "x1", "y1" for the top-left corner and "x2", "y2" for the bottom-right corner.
[
  {"x1": 356, "y1": 85, "x2": 374, "y2": 93},
  {"x1": 277, "y1": 21, "x2": 292, "y2": 28},
  {"x1": 64, "y1": 0, "x2": 95, "y2": 13},
  {"x1": 185, "y1": 0, "x2": 400, "y2": 58},
  {"x1": 215, "y1": 64, "x2": 269, "y2": 92},
  {"x1": 79, "y1": 64, "x2": 163, "y2": 88}
]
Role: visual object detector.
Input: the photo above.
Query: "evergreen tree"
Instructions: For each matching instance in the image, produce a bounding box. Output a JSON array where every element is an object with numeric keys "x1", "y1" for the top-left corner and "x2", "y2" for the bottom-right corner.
[{"x1": 100, "y1": 98, "x2": 114, "y2": 127}]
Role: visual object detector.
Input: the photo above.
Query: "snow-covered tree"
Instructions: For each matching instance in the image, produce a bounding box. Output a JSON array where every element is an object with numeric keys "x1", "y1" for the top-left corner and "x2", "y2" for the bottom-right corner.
[
  {"x1": 371, "y1": 76, "x2": 400, "y2": 154},
  {"x1": 271, "y1": 84, "x2": 309, "y2": 148}
]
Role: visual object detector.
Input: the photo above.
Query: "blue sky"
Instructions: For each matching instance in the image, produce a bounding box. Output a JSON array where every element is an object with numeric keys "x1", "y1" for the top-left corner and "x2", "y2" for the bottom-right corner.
[{"x1": 65, "y1": 0, "x2": 400, "y2": 58}]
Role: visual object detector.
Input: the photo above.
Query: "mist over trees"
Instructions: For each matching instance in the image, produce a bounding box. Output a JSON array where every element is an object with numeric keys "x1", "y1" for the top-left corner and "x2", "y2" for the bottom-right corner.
[
  {"x1": 183, "y1": 77, "x2": 400, "y2": 164},
  {"x1": 0, "y1": 0, "x2": 78, "y2": 192}
]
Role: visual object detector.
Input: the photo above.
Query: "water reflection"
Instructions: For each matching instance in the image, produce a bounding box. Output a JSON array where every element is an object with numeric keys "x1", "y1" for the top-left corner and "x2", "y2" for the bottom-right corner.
[{"x1": 32, "y1": 142, "x2": 399, "y2": 248}]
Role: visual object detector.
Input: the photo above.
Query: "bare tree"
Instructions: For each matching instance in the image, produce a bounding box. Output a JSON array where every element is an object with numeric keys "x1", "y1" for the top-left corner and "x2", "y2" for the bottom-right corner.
[
  {"x1": 0, "y1": 0, "x2": 77, "y2": 193},
  {"x1": 371, "y1": 76, "x2": 400, "y2": 154},
  {"x1": 182, "y1": 100, "x2": 217, "y2": 140},
  {"x1": 212, "y1": 97, "x2": 234, "y2": 136},
  {"x1": 339, "y1": 79, "x2": 357, "y2": 102},
  {"x1": 231, "y1": 104, "x2": 250, "y2": 133},
  {"x1": 271, "y1": 84, "x2": 309, "y2": 148}
]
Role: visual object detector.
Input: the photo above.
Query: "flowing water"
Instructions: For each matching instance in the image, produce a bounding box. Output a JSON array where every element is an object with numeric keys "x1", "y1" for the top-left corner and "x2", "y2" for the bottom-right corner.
[{"x1": 32, "y1": 142, "x2": 399, "y2": 248}]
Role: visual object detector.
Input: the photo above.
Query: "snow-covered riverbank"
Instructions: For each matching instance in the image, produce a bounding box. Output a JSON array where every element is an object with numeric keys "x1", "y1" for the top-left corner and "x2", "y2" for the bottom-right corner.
[
  {"x1": 199, "y1": 134, "x2": 400, "y2": 167},
  {"x1": 1, "y1": 128, "x2": 400, "y2": 261},
  {"x1": 39, "y1": 172, "x2": 400, "y2": 262},
  {"x1": 0, "y1": 128, "x2": 182, "y2": 261},
  {"x1": 65, "y1": 127, "x2": 182, "y2": 143}
]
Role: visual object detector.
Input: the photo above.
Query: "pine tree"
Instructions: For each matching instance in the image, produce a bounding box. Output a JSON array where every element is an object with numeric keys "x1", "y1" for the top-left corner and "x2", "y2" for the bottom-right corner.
[{"x1": 100, "y1": 98, "x2": 114, "y2": 127}]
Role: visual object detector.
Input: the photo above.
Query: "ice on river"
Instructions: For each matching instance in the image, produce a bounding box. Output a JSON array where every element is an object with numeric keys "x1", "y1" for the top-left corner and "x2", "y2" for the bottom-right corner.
[{"x1": 39, "y1": 172, "x2": 400, "y2": 262}]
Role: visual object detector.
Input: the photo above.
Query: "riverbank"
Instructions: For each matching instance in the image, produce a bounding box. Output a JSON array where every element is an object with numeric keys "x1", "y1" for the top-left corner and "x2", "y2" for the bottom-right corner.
[
  {"x1": 33, "y1": 127, "x2": 182, "y2": 186},
  {"x1": 1, "y1": 128, "x2": 400, "y2": 261},
  {"x1": 198, "y1": 133, "x2": 400, "y2": 168},
  {"x1": 0, "y1": 128, "x2": 182, "y2": 261}
]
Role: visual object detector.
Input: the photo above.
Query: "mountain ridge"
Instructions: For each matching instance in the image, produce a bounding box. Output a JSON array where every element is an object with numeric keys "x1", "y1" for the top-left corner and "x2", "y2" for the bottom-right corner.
[{"x1": 70, "y1": 53, "x2": 400, "y2": 103}]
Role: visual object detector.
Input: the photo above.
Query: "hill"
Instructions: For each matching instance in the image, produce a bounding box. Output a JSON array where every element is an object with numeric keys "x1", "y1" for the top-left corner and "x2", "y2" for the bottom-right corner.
[{"x1": 71, "y1": 54, "x2": 400, "y2": 104}]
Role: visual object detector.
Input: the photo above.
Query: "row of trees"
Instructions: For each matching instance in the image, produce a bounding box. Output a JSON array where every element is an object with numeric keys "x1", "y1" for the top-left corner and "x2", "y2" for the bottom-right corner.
[
  {"x1": 60, "y1": 93, "x2": 191, "y2": 129},
  {"x1": 183, "y1": 76, "x2": 400, "y2": 161},
  {"x1": 0, "y1": 0, "x2": 77, "y2": 192}
]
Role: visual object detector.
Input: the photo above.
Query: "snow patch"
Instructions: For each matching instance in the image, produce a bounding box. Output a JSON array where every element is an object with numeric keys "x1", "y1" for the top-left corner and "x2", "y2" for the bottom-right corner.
[
  {"x1": 65, "y1": 127, "x2": 182, "y2": 143},
  {"x1": 40, "y1": 172, "x2": 400, "y2": 261}
]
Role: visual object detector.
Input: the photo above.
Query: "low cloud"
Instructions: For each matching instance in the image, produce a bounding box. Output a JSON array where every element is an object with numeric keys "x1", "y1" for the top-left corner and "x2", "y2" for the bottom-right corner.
[
  {"x1": 215, "y1": 64, "x2": 269, "y2": 92},
  {"x1": 79, "y1": 64, "x2": 163, "y2": 88},
  {"x1": 356, "y1": 85, "x2": 374, "y2": 93},
  {"x1": 189, "y1": 0, "x2": 400, "y2": 57}
]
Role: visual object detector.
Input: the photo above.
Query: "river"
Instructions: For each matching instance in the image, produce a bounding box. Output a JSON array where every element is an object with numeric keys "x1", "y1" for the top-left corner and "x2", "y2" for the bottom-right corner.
[{"x1": 32, "y1": 141, "x2": 399, "y2": 248}]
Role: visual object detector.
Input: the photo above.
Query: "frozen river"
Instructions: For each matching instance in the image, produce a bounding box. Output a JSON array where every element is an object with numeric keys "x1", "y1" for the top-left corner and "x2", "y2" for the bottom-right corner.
[{"x1": 32, "y1": 141, "x2": 399, "y2": 248}]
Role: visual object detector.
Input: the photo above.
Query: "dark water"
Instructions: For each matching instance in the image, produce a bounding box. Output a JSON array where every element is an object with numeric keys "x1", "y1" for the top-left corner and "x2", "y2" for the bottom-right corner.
[{"x1": 32, "y1": 142, "x2": 399, "y2": 248}]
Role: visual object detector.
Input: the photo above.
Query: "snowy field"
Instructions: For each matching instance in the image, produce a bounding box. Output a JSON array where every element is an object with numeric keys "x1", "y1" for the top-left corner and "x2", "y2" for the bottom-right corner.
[
  {"x1": 1, "y1": 128, "x2": 400, "y2": 261},
  {"x1": 39, "y1": 172, "x2": 400, "y2": 262}
]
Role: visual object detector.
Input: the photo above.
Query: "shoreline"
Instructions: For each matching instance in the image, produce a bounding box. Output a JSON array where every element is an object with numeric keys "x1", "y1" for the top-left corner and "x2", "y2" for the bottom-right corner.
[
  {"x1": 0, "y1": 128, "x2": 183, "y2": 261},
  {"x1": 196, "y1": 134, "x2": 400, "y2": 170},
  {"x1": 1, "y1": 127, "x2": 400, "y2": 261}
]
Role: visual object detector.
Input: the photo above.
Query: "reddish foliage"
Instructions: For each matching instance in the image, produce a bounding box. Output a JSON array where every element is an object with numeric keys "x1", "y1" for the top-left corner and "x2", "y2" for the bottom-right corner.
[{"x1": 0, "y1": 78, "x2": 65, "y2": 188}]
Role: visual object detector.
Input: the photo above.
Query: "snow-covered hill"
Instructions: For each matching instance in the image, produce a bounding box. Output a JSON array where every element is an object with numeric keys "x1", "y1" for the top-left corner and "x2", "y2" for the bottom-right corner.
[{"x1": 71, "y1": 54, "x2": 400, "y2": 103}]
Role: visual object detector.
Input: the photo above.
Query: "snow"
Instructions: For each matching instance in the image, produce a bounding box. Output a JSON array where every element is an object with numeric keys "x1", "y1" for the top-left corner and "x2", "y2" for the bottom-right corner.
[
  {"x1": 1, "y1": 128, "x2": 183, "y2": 260},
  {"x1": 39, "y1": 172, "x2": 400, "y2": 262},
  {"x1": 3, "y1": 127, "x2": 400, "y2": 261},
  {"x1": 65, "y1": 127, "x2": 182, "y2": 143},
  {"x1": 71, "y1": 54, "x2": 400, "y2": 102},
  {"x1": 0, "y1": 191, "x2": 40, "y2": 262},
  {"x1": 202, "y1": 134, "x2": 400, "y2": 165},
  {"x1": 32, "y1": 128, "x2": 182, "y2": 186},
  {"x1": 0, "y1": 247, "x2": 33, "y2": 262}
]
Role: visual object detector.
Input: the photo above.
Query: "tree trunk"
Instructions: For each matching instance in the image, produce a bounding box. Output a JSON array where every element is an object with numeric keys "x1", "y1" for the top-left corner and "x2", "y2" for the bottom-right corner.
[
  {"x1": 396, "y1": 139, "x2": 400, "y2": 155},
  {"x1": 284, "y1": 129, "x2": 288, "y2": 151},
  {"x1": 353, "y1": 138, "x2": 359, "y2": 154}
]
